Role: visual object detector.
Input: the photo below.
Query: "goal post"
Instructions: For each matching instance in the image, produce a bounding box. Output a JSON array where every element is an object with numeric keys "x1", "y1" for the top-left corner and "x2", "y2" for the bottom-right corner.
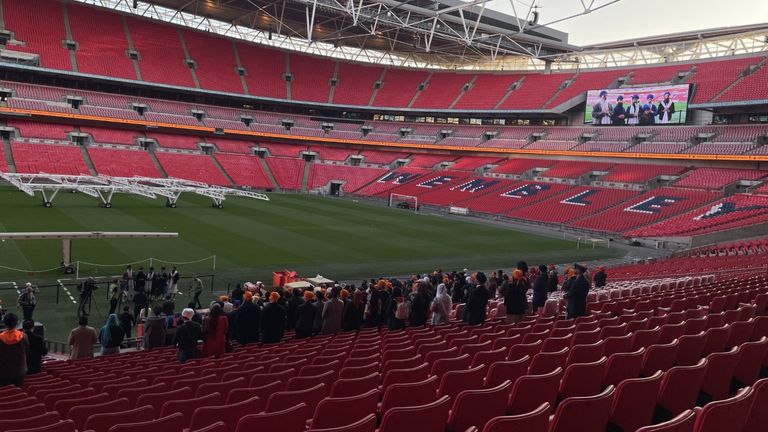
[{"x1": 388, "y1": 193, "x2": 419, "y2": 212}]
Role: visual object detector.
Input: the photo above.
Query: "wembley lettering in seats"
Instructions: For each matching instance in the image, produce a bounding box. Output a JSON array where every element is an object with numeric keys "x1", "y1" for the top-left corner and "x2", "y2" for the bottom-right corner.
[
  {"x1": 417, "y1": 176, "x2": 455, "y2": 188},
  {"x1": 625, "y1": 196, "x2": 685, "y2": 214},
  {"x1": 449, "y1": 179, "x2": 499, "y2": 193},
  {"x1": 377, "y1": 172, "x2": 420, "y2": 184},
  {"x1": 693, "y1": 201, "x2": 768, "y2": 220},
  {"x1": 561, "y1": 189, "x2": 600, "y2": 206},
  {"x1": 501, "y1": 184, "x2": 550, "y2": 199}
]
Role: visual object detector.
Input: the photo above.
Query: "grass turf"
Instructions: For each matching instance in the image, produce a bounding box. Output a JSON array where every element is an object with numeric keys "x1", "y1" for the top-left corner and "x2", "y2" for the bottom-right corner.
[{"x1": 0, "y1": 188, "x2": 622, "y2": 341}]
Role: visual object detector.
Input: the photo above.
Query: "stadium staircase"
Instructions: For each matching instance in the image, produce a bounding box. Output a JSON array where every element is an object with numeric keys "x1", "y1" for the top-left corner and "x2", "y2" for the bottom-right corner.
[
  {"x1": 79, "y1": 145, "x2": 98, "y2": 176},
  {"x1": 493, "y1": 76, "x2": 525, "y2": 109},
  {"x1": 147, "y1": 149, "x2": 168, "y2": 178},
  {"x1": 209, "y1": 153, "x2": 236, "y2": 187},
  {"x1": 327, "y1": 62, "x2": 339, "y2": 104},
  {"x1": 285, "y1": 53, "x2": 292, "y2": 100},
  {"x1": 2, "y1": 137, "x2": 15, "y2": 172},
  {"x1": 60, "y1": 1, "x2": 77, "y2": 73},
  {"x1": 231, "y1": 41, "x2": 249, "y2": 95},
  {"x1": 367, "y1": 69, "x2": 387, "y2": 107},
  {"x1": 177, "y1": 29, "x2": 201, "y2": 89},
  {"x1": 407, "y1": 71, "x2": 431, "y2": 108},
  {"x1": 258, "y1": 157, "x2": 281, "y2": 190},
  {"x1": 300, "y1": 159, "x2": 311, "y2": 192},
  {"x1": 448, "y1": 76, "x2": 477, "y2": 109},
  {"x1": 120, "y1": 14, "x2": 142, "y2": 80}
]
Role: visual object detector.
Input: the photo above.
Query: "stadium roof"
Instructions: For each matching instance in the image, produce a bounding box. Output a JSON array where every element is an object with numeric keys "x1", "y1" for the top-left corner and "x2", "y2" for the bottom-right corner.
[{"x1": 79, "y1": 0, "x2": 768, "y2": 69}]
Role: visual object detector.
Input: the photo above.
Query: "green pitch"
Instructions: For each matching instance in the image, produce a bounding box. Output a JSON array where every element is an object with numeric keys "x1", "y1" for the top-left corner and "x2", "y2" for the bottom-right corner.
[{"x1": 0, "y1": 188, "x2": 621, "y2": 342}]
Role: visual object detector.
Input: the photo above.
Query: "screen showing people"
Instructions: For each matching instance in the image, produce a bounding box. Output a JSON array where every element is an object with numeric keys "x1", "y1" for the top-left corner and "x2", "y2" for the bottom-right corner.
[{"x1": 584, "y1": 84, "x2": 690, "y2": 125}]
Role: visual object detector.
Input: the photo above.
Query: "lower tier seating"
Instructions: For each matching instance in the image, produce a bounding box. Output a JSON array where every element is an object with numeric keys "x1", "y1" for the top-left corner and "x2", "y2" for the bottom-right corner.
[{"x1": 154, "y1": 152, "x2": 231, "y2": 186}]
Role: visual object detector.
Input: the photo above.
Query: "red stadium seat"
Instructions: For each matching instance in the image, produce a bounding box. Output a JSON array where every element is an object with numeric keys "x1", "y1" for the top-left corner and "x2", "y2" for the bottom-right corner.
[
  {"x1": 330, "y1": 373, "x2": 380, "y2": 397},
  {"x1": 675, "y1": 332, "x2": 707, "y2": 366},
  {"x1": 484, "y1": 355, "x2": 531, "y2": 388},
  {"x1": 136, "y1": 387, "x2": 192, "y2": 417},
  {"x1": 160, "y1": 392, "x2": 224, "y2": 427},
  {"x1": 266, "y1": 384, "x2": 327, "y2": 420},
  {"x1": 189, "y1": 396, "x2": 261, "y2": 432},
  {"x1": 642, "y1": 340, "x2": 680, "y2": 376},
  {"x1": 438, "y1": 365, "x2": 486, "y2": 400},
  {"x1": 547, "y1": 385, "x2": 615, "y2": 432},
  {"x1": 190, "y1": 422, "x2": 226, "y2": 432},
  {"x1": 379, "y1": 375, "x2": 439, "y2": 415},
  {"x1": 559, "y1": 357, "x2": 607, "y2": 399},
  {"x1": 635, "y1": 409, "x2": 697, "y2": 432},
  {"x1": 609, "y1": 371, "x2": 664, "y2": 432},
  {"x1": 67, "y1": 398, "x2": 129, "y2": 431},
  {"x1": 235, "y1": 403, "x2": 308, "y2": 432},
  {"x1": 733, "y1": 337, "x2": 768, "y2": 386},
  {"x1": 700, "y1": 346, "x2": 741, "y2": 401},
  {"x1": 744, "y1": 378, "x2": 768, "y2": 432},
  {"x1": 306, "y1": 415, "x2": 376, "y2": 432},
  {"x1": 481, "y1": 403, "x2": 551, "y2": 432},
  {"x1": 603, "y1": 348, "x2": 645, "y2": 387},
  {"x1": 378, "y1": 396, "x2": 452, "y2": 432},
  {"x1": 692, "y1": 387, "x2": 753, "y2": 432},
  {"x1": 225, "y1": 381, "x2": 283, "y2": 404},
  {"x1": 446, "y1": 380, "x2": 512, "y2": 432},
  {"x1": 310, "y1": 389, "x2": 379, "y2": 429},
  {"x1": 507, "y1": 367, "x2": 563, "y2": 415},
  {"x1": 529, "y1": 348, "x2": 569, "y2": 375},
  {"x1": 657, "y1": 359, "x2": 709, "y2": 420},
  {"x1": 108, "y1": 413, "x2": 184, "y2": 432},
  {"x1": 5, "y1": 420, "x2": 75, "y2": 432},
  {"x1": 0, "y1": 412, "x2": 61, "y2": 432},
  {"x1": 84, "y1": 405, "x2": 155, "y2": 432}
]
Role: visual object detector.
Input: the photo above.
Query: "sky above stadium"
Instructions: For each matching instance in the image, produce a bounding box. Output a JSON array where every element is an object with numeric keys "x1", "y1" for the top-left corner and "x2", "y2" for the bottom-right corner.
[{"x1": 489, "y1": 0, "x2": 768, "y2": 46}]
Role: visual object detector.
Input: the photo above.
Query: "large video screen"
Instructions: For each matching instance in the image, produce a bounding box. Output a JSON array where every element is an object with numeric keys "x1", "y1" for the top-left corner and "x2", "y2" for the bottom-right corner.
[{"x1": 583, "y1": 84, "x2": 690, "y2": 125}]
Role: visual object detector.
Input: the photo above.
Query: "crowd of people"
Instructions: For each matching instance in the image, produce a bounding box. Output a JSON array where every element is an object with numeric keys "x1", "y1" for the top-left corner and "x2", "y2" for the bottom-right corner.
[{"x1": 0, "y1": 260, "x2": 607, "y2": 385}]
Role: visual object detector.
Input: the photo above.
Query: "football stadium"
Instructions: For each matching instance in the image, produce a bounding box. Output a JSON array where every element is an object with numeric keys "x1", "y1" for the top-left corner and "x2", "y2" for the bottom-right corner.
[{"x1": 0, "y1": 0, "x2": 766, "y2": 430}]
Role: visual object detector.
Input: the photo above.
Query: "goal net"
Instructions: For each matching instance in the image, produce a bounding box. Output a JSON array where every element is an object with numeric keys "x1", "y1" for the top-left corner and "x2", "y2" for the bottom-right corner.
[{"x1": 388, "y1": 193, "x2": 418, "y2": 212}]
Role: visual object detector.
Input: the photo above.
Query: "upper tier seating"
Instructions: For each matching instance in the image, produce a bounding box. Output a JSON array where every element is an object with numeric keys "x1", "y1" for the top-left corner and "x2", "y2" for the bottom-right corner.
[
  {"x1": 572, "y1": 187, "x2": 721, "y2": 233},
  {"x1": 11, "y1": 142, "x2": 89, "y2": 175},
  {"x1": 290, "y1": 55, "x2": 336, "y2": 103},
  {"x1": 411, "y1": 73, "x2": 472, "y2": 109},
  {"x1": 684, "y1": 142, "x2": 757, "y2": 155},
  {"x1": 497, "y1": 73, "x2": 570, "y2": 109},
  {"x1": 307, "y1": 164, "x2": 388, "y2": 193},
  {"x1": 332, "y1": 62, "x2": 382, "y2": 106},
  {"x1": 372, "y1": 69, "x2": 429, "y2": 107},
  {"x1": 125, "y1": 16, "x2": 195, "y2": 88},
  {"x1": 2, "y1": 0, "x2": 71, "y2": 70},
  {"x1": 68, "y1": 3, "x2": 136, "y2": 79},
  {"x1": 182, "y1": 29, "x2": 243, "y2": 94},
  {"x1": 625, "y1": 193, "x2": 768, "y2": 237},
  {"x1": 717, "y1": 61, "x2": 768, "y2": 102},
  {"x1": 546, "y1": 70, "x2": 626, "y2": 108},
  {"x1": 689, "y1": 57, "x2": 760, "y2": 103},
  {"x1": 88, "y1": 147, "x2": 161, "y2": 178},
  {"x1": 4, "y1": 0, "x2": 767, "y2": 109},
  {"x1": 214, "y1": 153, "x2": 273, "y2": 189},
  {"x1": 628, "y1": 64, "x2": 692, "y2": 84},
  {"x1": 673, "y1": 168, "x2": 767, "y2": 190},
  {"x1": 453, "y1": 74, "x2": 522, "y2": 110},
  {"x1": 154, "y1": 152, "x2": 231, "y2": 186},
  {"x1": 237, "y1": 43, "x2": 286, "y2": 99}
]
